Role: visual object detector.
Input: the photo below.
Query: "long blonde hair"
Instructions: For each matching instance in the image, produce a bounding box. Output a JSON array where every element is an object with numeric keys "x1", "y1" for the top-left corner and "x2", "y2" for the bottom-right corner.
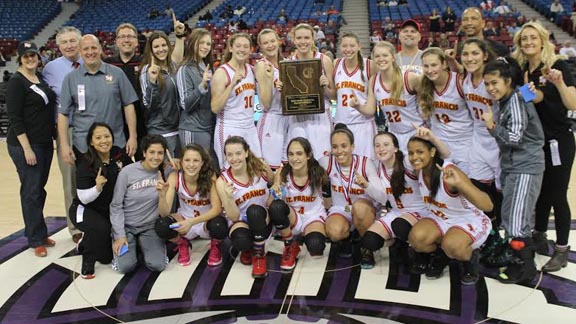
[
  {"x1": 372, "y1": 41, "x2": 403, "y2": 103},
  {"x1": 418, "y1": 47, "x2": 448, "y2": 119},
  {"x1": 512, "y1": 21, "x2": 559, "y2": 73}
]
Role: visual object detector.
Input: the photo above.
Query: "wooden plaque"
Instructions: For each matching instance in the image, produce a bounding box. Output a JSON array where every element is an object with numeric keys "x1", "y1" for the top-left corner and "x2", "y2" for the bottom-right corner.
[{"x1": 279, "y1": 59, "x2": 325, "y2": 115}]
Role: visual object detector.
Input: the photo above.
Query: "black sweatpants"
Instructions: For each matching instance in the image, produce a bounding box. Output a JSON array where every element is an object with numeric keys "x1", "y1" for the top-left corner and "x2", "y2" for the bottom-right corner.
[{"x1": 69, "y1": 202, "x2": 113, "y2": 264}]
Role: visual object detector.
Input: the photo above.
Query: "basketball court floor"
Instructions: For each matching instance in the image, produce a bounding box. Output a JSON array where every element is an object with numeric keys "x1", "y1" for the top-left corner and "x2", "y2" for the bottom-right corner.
[{"x1": 1, "y1": 141, "x2": 576, "y2": 324}]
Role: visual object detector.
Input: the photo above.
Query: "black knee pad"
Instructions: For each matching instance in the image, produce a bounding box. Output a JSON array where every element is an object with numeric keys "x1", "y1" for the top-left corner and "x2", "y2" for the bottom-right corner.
[
  {"x1": 246, "y1": 204, "x2": 271, "y2": 242},
  {"x1": 207, "y1": 216, "x2": 228, "y2": 240},
  {"x1": 230, "y1": 227, "x2": 252, "y2": 251},
  {"x1": 154, "y1": 216, "x2": 178, "y2": 240},
  {"x1": 304, "y1": 232, "x2": 326, "y2": 255},
  {"x1": 362, "y1": 231, "x2": 385, "y2": 251},
  {"x1": 268, "y1": 200, "x2": 291, "y2": 231},
  {"x1": 391, "y1": 217, "x2": 412, "y2": 242}
]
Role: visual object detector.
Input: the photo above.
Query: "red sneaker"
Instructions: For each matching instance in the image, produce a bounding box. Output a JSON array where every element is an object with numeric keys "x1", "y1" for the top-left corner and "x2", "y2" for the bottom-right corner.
[
  {"x1": 240, "y1": 249, "x2": 252, "y2": 265},
  {"x1": 207, "y1": 239, "x2": 223, "y2": 267},
  {"x1": 252, "y1": 253, "x2": 268, "y2": 278},
  {"x1": 176, "y1": 238, "x2": 191, "y2": 266},
  {"x1": 280, "y1": 241, "x2": 301, "y2": 271}
]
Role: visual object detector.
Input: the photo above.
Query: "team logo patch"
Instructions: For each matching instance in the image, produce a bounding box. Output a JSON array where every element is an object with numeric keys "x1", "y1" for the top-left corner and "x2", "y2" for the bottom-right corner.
[{"x1": 105, "y1": 74, "x2": 114, "y2": 83}]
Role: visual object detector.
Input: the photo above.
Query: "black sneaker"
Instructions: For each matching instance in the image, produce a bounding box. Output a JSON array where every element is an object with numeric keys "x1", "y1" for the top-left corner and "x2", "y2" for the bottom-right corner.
[
  {"x1": 360, "y1": 247, "x2": 375, "y2": 269},
  {"x1": 409, "y1": 248, "x2": 429, "y2": 275},
  {"x1": 460, "y1": 250, "x2": 480, "y2": 285},
  {"x1": 389, "y1": 240, "x2": 409, "y2": 266},
  {"x1": 81, "y1": 257, "x2": 95, "y2": 279},
  {"x1": 425, "y1": 250, "x2": 449, "y2": 280},
  {"x1": 338, "y1": 238, "x2": 353, "y2": 258},
  {"x1": 532, "y1": 231, "x2": 549, "y2": 255},
  {"x1": 482, "y1": 238, "x2": 515, "y2": 268}
]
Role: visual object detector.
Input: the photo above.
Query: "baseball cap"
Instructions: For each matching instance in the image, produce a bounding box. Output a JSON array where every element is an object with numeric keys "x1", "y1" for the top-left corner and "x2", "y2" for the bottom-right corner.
[
  {"x1": 18, "y1": 41, "x2": 38, "y2": 56},
  {"x1": 400, "y1": 19, "x2": 421, "y2": 32}
]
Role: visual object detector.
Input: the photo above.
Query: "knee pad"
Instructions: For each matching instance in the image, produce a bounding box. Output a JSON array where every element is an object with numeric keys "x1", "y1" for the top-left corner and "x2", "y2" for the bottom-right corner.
[
  {"x1": 246, "y1": 204, "x2": 271, "y2": 242},
  {"x1": 304, "y1": 232, "x2": 326, "y2": 256},
  {"x1": 362, "y1": 231, "x2": 385, "y2": 251},
  {"x1": 268, "y1": 200, "x2": 291, "y2": 231},
  {"x1": 230, "y1": 227, "x2": 252, "y2": 251},
  {"x1": 207, "y1": 216, "x2": 228, "y2": 240},
  {"x1": 154, "y1": 216, "x2": 178, "y2": 240},
  {"x1": 391, "y1": 217, "x2": 412, "y2": 242}
]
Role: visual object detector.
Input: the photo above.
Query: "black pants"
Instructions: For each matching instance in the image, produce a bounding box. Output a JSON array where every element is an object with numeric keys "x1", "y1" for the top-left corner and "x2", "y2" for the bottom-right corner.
[
  {"x1": 69, "y1": 201, "x2": 113, "y2": 264},
  {"x1": 534, "y1": 132, "x2": 575, "y2": 246}
]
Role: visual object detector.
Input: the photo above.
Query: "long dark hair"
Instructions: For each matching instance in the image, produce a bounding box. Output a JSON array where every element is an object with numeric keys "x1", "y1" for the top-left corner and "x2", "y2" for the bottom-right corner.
[
  {"x1": 140, "y1": 31, "x2": 174, "y2": 91},
  {"x1": 181, "y1": 143, "x2": 217, "y2": 197},
  {"x1": 182, "y1": 28, "x2": 214, "y2": 72},
  {"x1": 374, "y1": 132, "x2": 406, "y2": 200},
  {"x1": 281, "y1": 137, "x2": 328, "y2": 195},
  {"x1": 84, "y1": 122, "x2": 114, "y2": 169},
  {"x1": 224, "y1": 136, "x2": 268, "y2": 181},
  {"x1": 407, "y1": 136, "x2": 444, "y2": 199}
]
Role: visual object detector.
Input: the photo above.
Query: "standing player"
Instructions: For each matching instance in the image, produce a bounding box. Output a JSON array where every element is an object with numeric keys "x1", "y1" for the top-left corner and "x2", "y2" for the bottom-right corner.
[
  {"x1": 460, "y1": 38, "x2": 507, "y2": 266},
  {"x1": 211, "y1": 33, "x2": 261, "y2": 168},
  {"x1": 333, "y1": 31, "x2": 376, "y2": 158},
  {"x1": 418, "y1": 47, "x2": 473, "y2": 174},
  {"x1": 269, "y1": 137, "x2": 330, "y2": 270},
  {"x1": 351, "y1": 41, "x2": 424, "y2": 153},
  {"x1": 215, "y1": 136, "x2": 274, "y2": 278},
  {"x1": 287, "y1": 23, "x2": 335, "y2": 159},
  {"x1": 255, "y1": 29, "x2": 288, "y2": 169}
]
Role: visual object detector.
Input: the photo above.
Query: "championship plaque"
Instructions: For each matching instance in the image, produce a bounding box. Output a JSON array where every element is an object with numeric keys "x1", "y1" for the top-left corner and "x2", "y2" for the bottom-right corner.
[{"x1": 279, "y1": 59, "x2": 325, "y2": 115}]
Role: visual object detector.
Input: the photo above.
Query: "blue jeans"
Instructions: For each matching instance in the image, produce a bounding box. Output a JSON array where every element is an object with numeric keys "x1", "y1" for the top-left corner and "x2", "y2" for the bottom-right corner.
[{"x1": 8, "y1": 143, "x2": 54, "y2": 247}]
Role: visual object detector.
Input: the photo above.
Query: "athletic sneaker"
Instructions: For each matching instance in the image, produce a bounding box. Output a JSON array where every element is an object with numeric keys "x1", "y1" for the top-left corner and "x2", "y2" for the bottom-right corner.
[
  {"x1": 207, "y1": 239, "x2": 223, "y2": 267},
  {"x1": 338, "y1": 238, "x2": 353, "y2": 258},
  {"x1": 360, "y1": 247, "x2": 375, "y2": 269},
  {"x1": 240, "y1": 249, "x2": 253, "y2": 265},
  {"x1": 425, "y1": 250, "x2": 449, "y2": 279},
  {"x1": 460, "y1": 250, "x2": 480, "y2": 285},
  {"x1": 280, "y1": 241, "x2": 301, "y2": 271},
  {"x1": 81, "y1": 257, "x2": 95, "y2": 279},
  {"x1": 176, "y1": 237, "x2": 191, "y2": 266},
  {"x1": 252, "y1": 253, "x2": 268, "y2": 278},
  {"x1": 409, "y1": 248, "x2": 429, "y2": 275}
]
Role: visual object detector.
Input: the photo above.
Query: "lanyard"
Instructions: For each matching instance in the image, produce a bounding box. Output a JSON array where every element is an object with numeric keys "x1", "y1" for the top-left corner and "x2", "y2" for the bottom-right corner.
[{"x1": 334, "y1": 155, "x2": 358, "y2": 205}]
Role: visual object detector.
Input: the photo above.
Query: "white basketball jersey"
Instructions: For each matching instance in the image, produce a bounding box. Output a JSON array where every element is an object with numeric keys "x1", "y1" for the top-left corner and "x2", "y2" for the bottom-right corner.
[
  {"x1": 257, "y1": 59, "x2": 282, "y2": 115},
  {"x1": 373, "y1": 71, "x2": 423, "y2": 134},
  {"x1": 462, "y1": 73, "x2": 499, "y2": 140},
  {"x1": 325, "y1": 155, "x2": 373, "y2": 207},
  {"x1": 217, "y1": 63, "x2": 256, "y2": 127},
  {"x1": 220, "y1": 167, "x2": 269, "y2": 215},
  {"x1": 430, "y1": 72, "x2": 473, "y2": 142},
  {"x1": 333, "y1": 57, "x2": 373, "y2": 124},
  {"x1": 176, "y1": 172, "x2": 212, "y2": 219},
  {"x1": 377, "y1": 161, "x2": 427, "y2": 211},
  {"x1": 284, "y1": 174, "x2": 327, "y2": 217},
  {"x1": 417, "y1": 161, "x2": 485, "y2": 221}
]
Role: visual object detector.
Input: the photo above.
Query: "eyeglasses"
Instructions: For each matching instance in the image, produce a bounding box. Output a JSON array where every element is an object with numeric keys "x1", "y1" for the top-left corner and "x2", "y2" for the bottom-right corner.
[{"x1": 117, "y1": 35, "x2": 137, "y2": 40}]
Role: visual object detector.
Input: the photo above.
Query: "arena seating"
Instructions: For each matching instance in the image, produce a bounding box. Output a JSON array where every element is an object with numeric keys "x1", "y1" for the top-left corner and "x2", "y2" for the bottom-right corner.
[
  {"x1": 368, "y1": 0, "x2": 516, "y2": 51},
  {"x1": 0, "y1": 0, "x2": 61, "y2": 57},
  {"x1": 64, "y1": 0, "x2": 210, "y2": 34}
]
